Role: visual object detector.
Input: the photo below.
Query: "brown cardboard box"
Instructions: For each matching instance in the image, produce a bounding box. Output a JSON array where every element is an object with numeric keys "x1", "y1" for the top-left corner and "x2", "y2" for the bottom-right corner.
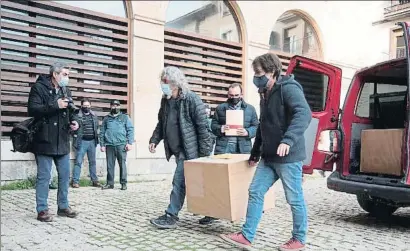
[
  {"x1": 360, "y1": 129, "x2": 403, "y2": 176},
  {"x1": 184, "y1": 154, "x2": 276, "y2": 222}
]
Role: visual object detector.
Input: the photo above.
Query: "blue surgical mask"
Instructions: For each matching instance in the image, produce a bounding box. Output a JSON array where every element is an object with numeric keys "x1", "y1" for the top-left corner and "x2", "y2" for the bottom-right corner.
[
  {"x1": 253, "y1": 75, "x2": 269, "y2": 89},
  {"x1": 161, "y1": 83, "x2": 172, "y2": 96},
  {"x1": 58, "y1": 76, "x2": 69, "y2": 87}
]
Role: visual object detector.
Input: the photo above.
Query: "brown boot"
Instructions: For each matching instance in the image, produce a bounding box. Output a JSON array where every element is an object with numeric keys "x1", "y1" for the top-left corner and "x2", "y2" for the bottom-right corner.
[
  {"x1": 57, "y1": 207, "x2": 78, "y2": 218},
  {"x1": 37, "y1": 210, "x2": 53, "y2": 222},
  {"x1": 72, "y1": 183, "x2": 80, "y2": 188},
  {"x1": 92, "y1": 181, "x2": 101, "y2": 187}
]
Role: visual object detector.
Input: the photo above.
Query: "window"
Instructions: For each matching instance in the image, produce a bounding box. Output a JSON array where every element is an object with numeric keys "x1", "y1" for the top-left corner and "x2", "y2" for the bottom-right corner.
[
  {"x1": 391, "y1": 28, "x2": 406, "y2": 59},
  {"x1": 292, "y1": 66, "x2": 329, "y2": 112},
  {"x1": 356, "y1": 82, "x2": 407, "y2": 118},
  {"x1": 396, "y1": 36, "x2": 406, "y2": 58},
  {"x1": 165, "y1": 0, "x2": 240, "y2": 42}
]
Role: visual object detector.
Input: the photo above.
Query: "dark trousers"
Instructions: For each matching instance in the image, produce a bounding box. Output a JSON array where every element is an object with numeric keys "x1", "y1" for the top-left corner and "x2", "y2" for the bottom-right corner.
[{"x1": 106, "y1": 145, "x2": 127, "y2": 185}]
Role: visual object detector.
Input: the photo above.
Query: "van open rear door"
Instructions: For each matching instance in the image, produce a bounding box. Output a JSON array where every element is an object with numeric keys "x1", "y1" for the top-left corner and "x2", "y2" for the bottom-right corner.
[
  {"x1": 286, "y1": 56, "x2": 342, "y2": 174},
  {"x1": 398, "y1": 21, "x2": 410, "y2": 185}
]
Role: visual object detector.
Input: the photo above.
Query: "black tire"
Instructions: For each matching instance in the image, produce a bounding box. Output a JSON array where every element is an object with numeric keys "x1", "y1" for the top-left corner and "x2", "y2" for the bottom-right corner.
[{"x1": 357, "y1": 194, "x2": 398, "y2": 217}]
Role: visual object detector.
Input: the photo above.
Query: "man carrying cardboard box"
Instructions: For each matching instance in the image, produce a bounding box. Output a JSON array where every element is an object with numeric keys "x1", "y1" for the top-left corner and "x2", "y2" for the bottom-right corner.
[
  {"x1": 198, "y1": 83, "x2": 259, "y2": 225},
  {"x1": 148, "y1": 66, "x2": 212, "y2": 229},
  {"x1": 220, "y1": 53, "x2": 312, "y2": 251}
]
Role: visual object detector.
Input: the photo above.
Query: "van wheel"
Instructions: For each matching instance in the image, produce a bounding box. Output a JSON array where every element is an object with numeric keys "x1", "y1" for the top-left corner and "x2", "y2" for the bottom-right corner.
[{"x1": 356, "y1": 194, "x2": 398, "y2": 217}]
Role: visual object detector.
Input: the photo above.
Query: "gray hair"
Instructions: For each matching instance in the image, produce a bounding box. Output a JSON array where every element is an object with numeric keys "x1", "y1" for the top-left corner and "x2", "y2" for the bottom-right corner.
[
  {"x1": 49, "y1": 62, "x2": 70, "y2": 75},
  {"x1": 160, "y1": 66, "x2": 189, "y2": 95}
]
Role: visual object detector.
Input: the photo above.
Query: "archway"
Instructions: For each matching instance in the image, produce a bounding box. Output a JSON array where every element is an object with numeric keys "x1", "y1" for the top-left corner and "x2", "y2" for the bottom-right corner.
[
  {"x1": 270, "y1": 9, "x2": 324, "y2": 73},
  {"x1": 164, "y1": 0, "x2": 246, "y2": 109}
]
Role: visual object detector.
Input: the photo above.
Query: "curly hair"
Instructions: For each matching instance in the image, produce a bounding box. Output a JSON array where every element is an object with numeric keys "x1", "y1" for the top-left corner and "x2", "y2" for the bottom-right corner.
[
  {"x1": 160, "y1": 66, "x2": 189, "y2": 95},
  {"x1": 252, "y1": 53, "x2": 282, "y2": 79}
]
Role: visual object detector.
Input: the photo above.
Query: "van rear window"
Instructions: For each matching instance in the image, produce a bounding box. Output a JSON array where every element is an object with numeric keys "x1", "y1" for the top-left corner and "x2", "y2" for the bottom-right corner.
[
  {"x1": 292, "y1": 66, "x2": 329, "y2": 112},
  {"x1": 356, "y1": 82, "x2": 407, "y2": 119}
]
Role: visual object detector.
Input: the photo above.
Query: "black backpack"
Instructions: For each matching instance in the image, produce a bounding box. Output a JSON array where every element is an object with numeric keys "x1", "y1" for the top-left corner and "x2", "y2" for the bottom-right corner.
[{"x1": 10, "y1": 118, "x2": 41, "y2": 153}]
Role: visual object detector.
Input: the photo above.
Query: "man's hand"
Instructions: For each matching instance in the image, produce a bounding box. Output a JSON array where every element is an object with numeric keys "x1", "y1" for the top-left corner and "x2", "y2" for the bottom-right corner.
[
  {"x1": 248, "y1": 155, "x2": 259, "y2": 167},
  {"x1": 277, "y1": 143, "x2": 290, "y2": 157},
  {"x1": 70, "y1": 121, "x2": 79, "y2": 131},
  {"x1": 149, "y1": 143, "x2": 156, "y2": 153},
  {"x1": 125, "y1": 144, "x2": 132, "y2": 151},
  {"x1": 101, "y1": 147, "x2": 106, "y2": 152},
  {"x1": 57, "y1": 98, "x2": 69, "y2": 109},
  {"x1": 237, "y1": 128, "x2": 248, "y2": 136},
  {"x1": 249, "y1": 160, "x2": 258, "y2": 167},
  {"x1": 221, "y1": 125, "x2": 230, "y2": 133}
]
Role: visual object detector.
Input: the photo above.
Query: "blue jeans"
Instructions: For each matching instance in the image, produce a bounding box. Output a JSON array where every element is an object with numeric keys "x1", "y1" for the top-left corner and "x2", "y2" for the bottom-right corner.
[
  {"x1": 72, "y1": 139, "x2": 97, "y2": 183},
  {"x1": 35, "y1": 154, "x2": 70, "y2": 213},
  {"x1": 242, "y1": 160, "x2": 308, "y2": 244},
  {"x1": 166, "y1": 156, "x2": 185, "y2": 217}
]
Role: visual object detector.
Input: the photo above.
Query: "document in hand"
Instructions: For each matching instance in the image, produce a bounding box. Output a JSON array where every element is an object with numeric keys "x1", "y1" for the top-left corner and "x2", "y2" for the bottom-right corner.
[{"x1": 225, "y1": 110, "x2": 244, "y2": 136}]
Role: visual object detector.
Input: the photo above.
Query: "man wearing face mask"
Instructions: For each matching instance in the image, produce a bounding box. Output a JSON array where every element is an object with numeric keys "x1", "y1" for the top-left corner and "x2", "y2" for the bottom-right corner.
[
  {"x1": 28, "y1": 62, "x2": 80, "y2": 222},
  {"x1": 220, "y1": 53, "x2": 312, "y2": 251},
  {"x1": 149, "y1": 66, "x2": 212, "y2": 229},
  {"x1": 99, "y1": 100, "x2": 134, "y2": 191},
  {"x1": 71, "y1": 98, "x2": 101, "y2": 188},
  {"x1": 198, "y1": 83, "x2": 259, "y2": 225}
]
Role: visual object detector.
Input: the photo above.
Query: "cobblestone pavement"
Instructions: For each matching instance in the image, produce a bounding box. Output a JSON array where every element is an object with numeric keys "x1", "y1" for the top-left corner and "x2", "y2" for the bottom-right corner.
[{"x1": 1, "y1": 177, "x2": 409, "y2": 251}]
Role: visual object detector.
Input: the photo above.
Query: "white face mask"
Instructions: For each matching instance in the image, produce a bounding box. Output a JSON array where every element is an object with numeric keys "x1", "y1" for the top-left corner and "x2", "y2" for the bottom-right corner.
[{"x1": 58, "y1": 76, "x2": 69, "y2": 87}]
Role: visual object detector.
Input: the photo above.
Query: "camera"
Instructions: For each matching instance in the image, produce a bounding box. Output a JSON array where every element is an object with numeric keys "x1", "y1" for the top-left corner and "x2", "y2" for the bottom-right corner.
[{"x1": 61, "y1": 87, "x2": 79, "y2": 112}]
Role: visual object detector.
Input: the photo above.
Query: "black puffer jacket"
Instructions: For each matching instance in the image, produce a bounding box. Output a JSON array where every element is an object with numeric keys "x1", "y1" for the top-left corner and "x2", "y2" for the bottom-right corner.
[
  {"x1": 149, "y1": 90, "x2": 212, "y2": 161},
  {"x1": 28, "y1": 74, "x2": 76, "y2": 155}
]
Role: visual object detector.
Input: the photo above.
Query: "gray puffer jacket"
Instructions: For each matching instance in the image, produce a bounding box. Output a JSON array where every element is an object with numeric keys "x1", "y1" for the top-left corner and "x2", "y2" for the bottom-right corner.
[{"x1": 149, "y1": 90, "x2": 212, "y2": 161}]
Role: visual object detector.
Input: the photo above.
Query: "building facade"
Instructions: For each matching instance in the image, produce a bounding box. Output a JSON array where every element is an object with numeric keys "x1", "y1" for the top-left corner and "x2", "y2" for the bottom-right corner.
[{"x1": 1, "y1": 0, "x2": 408, "y2": 183}]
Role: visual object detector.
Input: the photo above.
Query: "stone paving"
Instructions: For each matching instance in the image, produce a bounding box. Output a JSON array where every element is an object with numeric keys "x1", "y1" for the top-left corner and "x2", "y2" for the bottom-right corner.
[{"x1": 1, "y1": 177, "x2": 410, "y2": 251}]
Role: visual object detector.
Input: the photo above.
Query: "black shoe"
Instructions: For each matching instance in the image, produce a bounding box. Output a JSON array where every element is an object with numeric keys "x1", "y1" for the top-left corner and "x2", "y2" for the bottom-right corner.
[
  {"x1": 101, "y1": 184, "x2": 114, "y2": 190},
  {"x1": 57, "y1": 207, "x2": 78, "y2": 218},
  {"x1": 49, "y1": 184, "x2": 57, "y2": 190},
  {"x1": 150, "y1": 214, "x2": 178, "y2": 229},
  {"x1": 199, "y1": 216, "x2": 218, "y2": 225},
  {"x1": 121, "y1": 184, "x2": 127, "y2": 190}
]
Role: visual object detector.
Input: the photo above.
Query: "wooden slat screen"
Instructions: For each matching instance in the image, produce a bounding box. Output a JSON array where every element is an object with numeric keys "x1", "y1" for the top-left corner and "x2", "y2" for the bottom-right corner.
[
  {"x1": 164, "y1": 28, "x2": 243, "y2": 109},
  {"x1": 271, "y1": 50, "x2": 292, "y2": 75},
  {"x1": 0, "y1": 0, "x2": 130, "y2": 135}
]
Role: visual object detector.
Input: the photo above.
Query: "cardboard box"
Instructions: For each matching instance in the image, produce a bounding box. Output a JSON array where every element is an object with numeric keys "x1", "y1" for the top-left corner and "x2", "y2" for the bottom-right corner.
[
  {"x1": 360, "y1": 129, "x2": 403, "y2": 176},
  {"x1": 225, "y1": 110, "x2": 244, "y2": 136},
  {"x1": 184, "y1": 154, "x2": 276, "y2": 222}
]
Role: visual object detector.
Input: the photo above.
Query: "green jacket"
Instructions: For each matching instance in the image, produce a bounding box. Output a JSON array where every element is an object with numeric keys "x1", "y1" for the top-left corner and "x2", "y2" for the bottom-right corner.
[{"x1": 99, "y1": 113, "x2": 134, "y2": 147}]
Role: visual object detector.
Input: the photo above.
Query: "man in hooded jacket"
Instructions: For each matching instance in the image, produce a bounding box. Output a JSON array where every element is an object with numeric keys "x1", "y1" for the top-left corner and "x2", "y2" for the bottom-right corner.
[{"x1": 220, "y1": 53, "x2": 312, "y2": 251}]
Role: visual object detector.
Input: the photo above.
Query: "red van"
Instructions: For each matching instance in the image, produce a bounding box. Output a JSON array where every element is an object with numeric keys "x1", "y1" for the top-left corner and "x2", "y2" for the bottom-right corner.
[{"x1": 286, "y1": 22, "x2": 410, "y2": 217}]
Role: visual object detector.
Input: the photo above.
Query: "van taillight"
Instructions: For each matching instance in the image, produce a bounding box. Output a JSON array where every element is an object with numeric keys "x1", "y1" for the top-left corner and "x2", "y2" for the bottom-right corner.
[{"x1": 317, "y1": 130, "x2": 341, "y2": 153}]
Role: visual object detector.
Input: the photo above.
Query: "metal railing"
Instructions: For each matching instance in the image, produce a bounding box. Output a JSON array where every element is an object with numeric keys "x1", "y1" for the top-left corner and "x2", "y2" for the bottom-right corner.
[
  {"x1": 384, "y1": 0, "x2": 410, "y2": 15},
  {"x1": 270, "y1": 33, "x2": 320, "y2": 59}
]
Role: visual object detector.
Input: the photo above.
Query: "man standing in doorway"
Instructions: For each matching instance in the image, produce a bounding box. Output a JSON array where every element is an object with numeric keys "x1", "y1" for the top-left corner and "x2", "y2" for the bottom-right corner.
[
  {"x1": 100, "y1": 100, "x2": 134, "y2": 191},
  {"x1": 220, "y1": 53, "x2": 312, "y2": 251},
  {"x1": 199, "y1": 83, "x2": 259, "y2": 225},
  {"x1": 71, "y1": 98, "x2": 101, "y2": 188},
  {"x1": 149, "y1": 66, "x2": 212, "y2": 229},
  {"x1": 28, "y1": 62, "x2": 80, "y2": 222}
]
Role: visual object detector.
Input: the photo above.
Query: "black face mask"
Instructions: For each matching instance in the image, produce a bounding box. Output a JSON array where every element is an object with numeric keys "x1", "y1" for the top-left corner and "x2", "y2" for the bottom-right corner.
[
  {"x1": 111, "y1": 107, "x2": 120, "y2": 114},
  {"x1": 81, "y1": 107, "x2": 90, "y2": 113},
  {"x1": 228, "y1": 97, "x2": 241, "y2": 105}
]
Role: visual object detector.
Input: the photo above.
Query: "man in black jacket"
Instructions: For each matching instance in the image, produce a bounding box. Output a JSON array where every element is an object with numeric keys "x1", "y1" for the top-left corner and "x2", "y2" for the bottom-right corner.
[
  {"x1": 149, "y1": 66, "x2": 212, "y2": 229},
  {"x1": 220, "y1": 53, "x2": 312, "y2": 251},
  {"x1": 28, "y1": 62, "x2": 80, "y2": 222},
  {"x1": 71, "y1": 98, "x2": 101, "y2": 188}
]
